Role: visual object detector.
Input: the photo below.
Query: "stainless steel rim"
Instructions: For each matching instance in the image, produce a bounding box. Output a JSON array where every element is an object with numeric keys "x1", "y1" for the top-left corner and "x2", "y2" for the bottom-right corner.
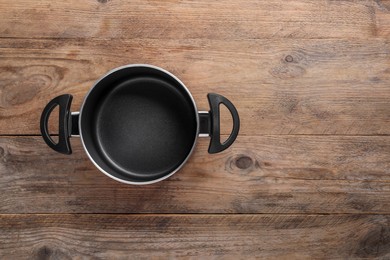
[{"x1": 78, "y1": 64, "x2": 200, "y2": 185}]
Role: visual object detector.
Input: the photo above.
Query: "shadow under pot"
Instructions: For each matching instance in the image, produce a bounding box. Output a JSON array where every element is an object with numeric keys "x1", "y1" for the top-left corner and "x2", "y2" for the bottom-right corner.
[{"x1": 40, "y1": 64, "x2": 240, "y2": 185}]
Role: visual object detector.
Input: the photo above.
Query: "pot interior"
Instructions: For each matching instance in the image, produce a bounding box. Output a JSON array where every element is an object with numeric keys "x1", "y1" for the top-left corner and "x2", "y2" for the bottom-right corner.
[{"x1": 80, "y1": 66, "x2": 198, "y2": 183}]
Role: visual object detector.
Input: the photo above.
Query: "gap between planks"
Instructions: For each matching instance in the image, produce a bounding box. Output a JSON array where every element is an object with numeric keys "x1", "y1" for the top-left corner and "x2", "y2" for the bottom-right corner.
[
  {"x1": 0, "y1": 213, "x2": 390, "y2": 216},
  {"x1": 2, "y1": 134, "x2": 390, "y2": 137}
]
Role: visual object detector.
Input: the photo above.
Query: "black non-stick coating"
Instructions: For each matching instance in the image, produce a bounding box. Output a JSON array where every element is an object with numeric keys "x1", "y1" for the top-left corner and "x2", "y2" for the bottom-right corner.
[{"x1": 80, "y1": 66, "x2": 197, "y2": 183}]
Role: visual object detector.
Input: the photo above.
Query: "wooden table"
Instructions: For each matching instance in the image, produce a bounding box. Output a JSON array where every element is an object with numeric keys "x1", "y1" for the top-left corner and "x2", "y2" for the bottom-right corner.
[{"x1": 1, "y1": 0, "x2": 390, "y2": 258}]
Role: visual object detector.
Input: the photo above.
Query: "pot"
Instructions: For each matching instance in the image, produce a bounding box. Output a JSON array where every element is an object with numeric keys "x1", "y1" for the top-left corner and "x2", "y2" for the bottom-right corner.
[{"x1": 40, "y1": 64, "x2": 240, "y2": 184}]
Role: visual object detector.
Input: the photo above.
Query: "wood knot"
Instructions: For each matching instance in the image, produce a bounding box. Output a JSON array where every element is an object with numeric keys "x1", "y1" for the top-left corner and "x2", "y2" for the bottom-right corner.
[
  {"x1": 235, "y1": 156, "x2": 253, "y2": 169},
  {"x1": 269, "y1": 50, "x2": 308, "y2": 79},
  {"x1": 97, "y1": 0, "x2": 109, "y2": 3},
  {"x1": 36, "y1": 245, "x2": 71, "y2": 259},
  {"x1": 0, "y1": 147, "x2": 4, "y2": 158},
  {"x1": 37, "y1": 246, "x2": 52, "y2": 259},
  {"x1": 225, "y1": 151, "x2": 261, "y2": 175},
  {"x1": 285, "y1": 55, "x2": 294, "y2": 62},
  {"x1": 227, "y1": 154, "x2": 260, "y2": 174}
]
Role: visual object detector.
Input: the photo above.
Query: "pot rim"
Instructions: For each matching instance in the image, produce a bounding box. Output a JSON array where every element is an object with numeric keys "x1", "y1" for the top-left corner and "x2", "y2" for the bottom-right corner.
[{"x1": 78, "y1": 64, "x2": 201, "y2": 185}]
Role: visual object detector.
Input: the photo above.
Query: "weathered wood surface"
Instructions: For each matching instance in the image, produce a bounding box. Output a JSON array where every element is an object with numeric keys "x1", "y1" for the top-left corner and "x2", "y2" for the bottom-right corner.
[
  {"x1": 0, "y1": 214, "x2": 389, "y2": 259},
  {"x1": 0, "y1": 38, "x2": 390, "y2": 135},
  {"x1": 1, "y1": 0, "x2": 390, "y2": 258},
  {"x1": 0, "y1": 136, "x2": 389, "y2": 214},
  {"x1": 0, "y1": 0, "x2": 389, "y2": 39}
]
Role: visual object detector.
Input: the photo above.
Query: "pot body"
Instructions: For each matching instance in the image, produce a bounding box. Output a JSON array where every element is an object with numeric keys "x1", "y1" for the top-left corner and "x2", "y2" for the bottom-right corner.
[{"x1": 40, "y1": 64, "x2": 240, "y2": 184}]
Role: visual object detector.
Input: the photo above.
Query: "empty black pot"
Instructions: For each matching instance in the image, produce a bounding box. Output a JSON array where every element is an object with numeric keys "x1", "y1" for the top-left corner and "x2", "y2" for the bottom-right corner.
[{"x1": 40, "y1": 64, "x2": 240, "y2": 184}]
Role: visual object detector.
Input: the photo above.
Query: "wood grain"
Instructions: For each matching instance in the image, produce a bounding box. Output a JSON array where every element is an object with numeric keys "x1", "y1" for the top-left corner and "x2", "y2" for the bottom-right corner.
[
  {"x1": 0, "y1": 136, "x2": 389, "y2": 214},
  {"x1": 1, "y1": 0, "x2": 390, "y2": 257},
  {"x1": 0, "y1": 38, "x2": 389, "y2": 135},
  {"x1": 0, "y1": 214, "x2": 389, "y2": 259},
  {"x1": 0, "y1": 0, "x2": 388, "y2": 40}
]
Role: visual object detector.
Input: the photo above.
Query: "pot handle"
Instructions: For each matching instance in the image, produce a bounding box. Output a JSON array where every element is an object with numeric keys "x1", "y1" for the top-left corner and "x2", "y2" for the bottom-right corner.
[
  {"x1": 201, "y1": 93, "x2": 240, "y2": 154},
  {"x1": 40, "y1": 94, "x2": 73, "y2": 155}
]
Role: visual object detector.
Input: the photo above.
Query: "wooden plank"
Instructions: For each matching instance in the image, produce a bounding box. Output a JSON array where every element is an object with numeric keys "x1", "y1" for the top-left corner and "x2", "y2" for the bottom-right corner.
[
  {"x1": 0, "y1": 214, "x2": 389, "y2": 259},
  {"x1": 376, "y1": 1, "x2": 390, "y2": 37},
  {"x1": 0, "y1": 38, "x2": 389, "y2": 135},
  {"x1": 0, "y1": 0, "x2": 386, "y2": 40},
  {"x1": 0, "y1": 136, "x2": 389, "y2": 214}
]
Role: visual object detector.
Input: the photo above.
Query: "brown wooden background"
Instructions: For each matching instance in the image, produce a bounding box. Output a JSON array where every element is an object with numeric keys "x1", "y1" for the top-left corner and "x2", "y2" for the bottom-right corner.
[{"x1": 0, "y1": 0, "x2": 390, "y2": 259}]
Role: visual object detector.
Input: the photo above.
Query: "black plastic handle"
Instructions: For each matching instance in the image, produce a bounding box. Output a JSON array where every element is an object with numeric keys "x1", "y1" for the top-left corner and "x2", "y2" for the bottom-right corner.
[
  {"x1": 40, "y1": 94, "x2": 73, "y2": 154},
  {"x1": 207, "y1": 93, "x2": 240, "y2": 154}
]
